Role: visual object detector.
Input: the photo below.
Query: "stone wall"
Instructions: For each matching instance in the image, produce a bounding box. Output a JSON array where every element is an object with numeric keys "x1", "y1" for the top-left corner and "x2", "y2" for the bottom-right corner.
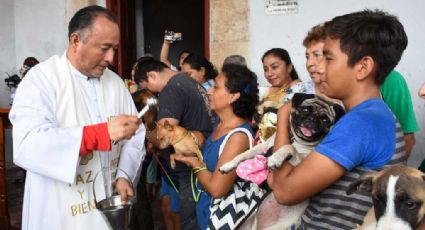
[{"x1": 209, "y1": 0, "x2": 249, "y2": 69}]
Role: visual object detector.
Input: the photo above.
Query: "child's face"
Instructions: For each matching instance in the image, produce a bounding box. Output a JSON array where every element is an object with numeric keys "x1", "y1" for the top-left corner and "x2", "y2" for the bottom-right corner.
[{"x1": 318, "y1": 38, "x2": 356, "y2": 100}]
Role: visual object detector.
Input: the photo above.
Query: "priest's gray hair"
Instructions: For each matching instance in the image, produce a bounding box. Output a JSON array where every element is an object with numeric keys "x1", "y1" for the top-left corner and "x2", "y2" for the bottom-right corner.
[{"x1": 68, "y1": 5, "x2": 117, "y2": 43}]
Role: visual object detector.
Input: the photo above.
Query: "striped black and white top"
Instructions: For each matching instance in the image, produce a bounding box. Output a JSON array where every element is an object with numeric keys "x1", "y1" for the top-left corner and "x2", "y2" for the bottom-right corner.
[{"x1": 298, "y1": 121, "x2": 406, "y2": 230}]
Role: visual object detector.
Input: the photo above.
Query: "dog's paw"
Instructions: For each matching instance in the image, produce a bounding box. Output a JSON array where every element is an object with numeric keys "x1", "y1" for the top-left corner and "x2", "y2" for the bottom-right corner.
[
  {"x1": 219, "y1": 161, "x2": 239, "y2": 173},
  {"x1": 267, "y1": 154, "x2": 286, "y2": 170},
  {"x1": 267, "y1": 145, "x2": 295, "y2": 170}
]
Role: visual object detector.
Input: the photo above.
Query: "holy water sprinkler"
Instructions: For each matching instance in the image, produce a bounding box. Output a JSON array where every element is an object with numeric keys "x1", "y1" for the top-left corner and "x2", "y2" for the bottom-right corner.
[
  {"x1": 112, "y1": 97, "x2": 158, "y2": 145},
  {"x1": 137, "y1": 97, "x2": 158, "y2": 119}
]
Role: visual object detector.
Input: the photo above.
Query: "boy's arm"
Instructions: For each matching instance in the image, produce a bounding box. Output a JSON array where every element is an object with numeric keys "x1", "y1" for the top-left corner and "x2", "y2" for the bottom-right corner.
[{"x1": 268, "y1": 151, "x2": 346, "y2": 205}]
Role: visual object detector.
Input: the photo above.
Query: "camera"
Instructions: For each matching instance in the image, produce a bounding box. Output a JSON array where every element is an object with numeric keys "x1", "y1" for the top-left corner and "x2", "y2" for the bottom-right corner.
[
  {"x1": 4, "y1": 74, "x2": 21, "y2": 88},
  {"x1": 164, "y1": 30, "x2": 182, "y2": 42}
]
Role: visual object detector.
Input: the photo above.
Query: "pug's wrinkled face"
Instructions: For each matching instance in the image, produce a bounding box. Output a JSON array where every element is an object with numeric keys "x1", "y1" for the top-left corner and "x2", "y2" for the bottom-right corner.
[{"x1": 290, "y1": 94, "x2": 344, "y2": 145}]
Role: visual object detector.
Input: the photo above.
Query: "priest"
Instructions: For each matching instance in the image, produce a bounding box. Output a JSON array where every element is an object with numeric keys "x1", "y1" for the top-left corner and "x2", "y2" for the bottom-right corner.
[{"x1": 9, "y1": 5, "x2": 145, "y2": 229}]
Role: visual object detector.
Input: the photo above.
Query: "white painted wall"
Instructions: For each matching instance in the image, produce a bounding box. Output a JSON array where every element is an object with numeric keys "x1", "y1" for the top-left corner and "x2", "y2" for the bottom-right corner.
[
  {"x1": 14, "y1": 0, "x2": 67, "y2": 68},
  {"x1": 249, "y1": 0, "x2": 425, "y2": 167},
  {"x1": 0, "y1": 0, "x2": 17, "y2": 107},
  {"x1": 0, "y1": 0, "x2": 67, "y2": 107},
  {"x1": 0, "y1": 0, "x2": 106, "y2": 107},
  {"x1": 13, "y1": 0, "x2": 106, "y2": 68}
]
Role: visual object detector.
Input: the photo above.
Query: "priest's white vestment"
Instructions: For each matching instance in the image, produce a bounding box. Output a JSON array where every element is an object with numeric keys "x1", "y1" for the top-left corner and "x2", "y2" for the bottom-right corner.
[{"x1": 9, "y1": 53, "x2": 146, "y2": 230}]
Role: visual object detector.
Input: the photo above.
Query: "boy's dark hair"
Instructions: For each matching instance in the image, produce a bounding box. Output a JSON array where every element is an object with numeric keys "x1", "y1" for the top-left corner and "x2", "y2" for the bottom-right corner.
[
  {"x1": 68, "y1": 5, "x2": 117, "y2": 40},
  {"x1": 325, "y1": 9, "x2": 408, "y2": 85},
  {"x1": 133, "y1": 58, "x2": 169, "y2": 84},
  {"x1": 303, "y1": 23, "x2": 326, "y2": 47},
  {"x1": 221, "y1": 64, "x2": 259, "y2": 120},
  {"x1": 261, "y1": 48, "x2": 299, "y2": 81},
  {"x1": 183, "y1": 53, "x2": 218, "y2": 80}
]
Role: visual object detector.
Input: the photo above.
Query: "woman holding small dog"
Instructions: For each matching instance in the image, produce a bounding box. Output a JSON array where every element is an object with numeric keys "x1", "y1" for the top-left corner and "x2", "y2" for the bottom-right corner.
[{"x1": 174, "y1": 64, "x2": 259, "y2": 229}]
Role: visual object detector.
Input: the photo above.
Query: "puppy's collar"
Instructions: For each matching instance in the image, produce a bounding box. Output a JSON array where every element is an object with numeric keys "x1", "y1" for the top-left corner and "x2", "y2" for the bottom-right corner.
[
  {"x1": 172, "y1": 129, "x2": 190, "y2": 145},
  {"x1": 172, "y1": 130, "x2": 202, "y2": 148}
]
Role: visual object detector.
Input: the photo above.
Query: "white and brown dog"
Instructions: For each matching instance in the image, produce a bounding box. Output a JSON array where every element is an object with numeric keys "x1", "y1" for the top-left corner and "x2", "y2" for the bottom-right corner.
[{"x1": 347, "y1": 165, "x2": 425, "y2": 230}]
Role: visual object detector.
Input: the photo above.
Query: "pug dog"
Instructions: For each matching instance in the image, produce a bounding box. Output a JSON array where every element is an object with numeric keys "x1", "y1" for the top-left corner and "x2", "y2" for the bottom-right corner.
[
  {"x1": 220, "y1": 93, "x2": 345, "y2": 174},
  {"x1": 156, "y1": 120, "x2": 205, "y2": 168},
  {"x1": 221, "y1": 93, "x2": 345, "y2": 230}
]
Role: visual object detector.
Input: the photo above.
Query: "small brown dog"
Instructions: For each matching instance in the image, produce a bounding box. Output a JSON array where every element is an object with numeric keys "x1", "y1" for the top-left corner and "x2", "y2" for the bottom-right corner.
[{"x1": 156, "y1": 120, "x2": 205, "y2": 168}]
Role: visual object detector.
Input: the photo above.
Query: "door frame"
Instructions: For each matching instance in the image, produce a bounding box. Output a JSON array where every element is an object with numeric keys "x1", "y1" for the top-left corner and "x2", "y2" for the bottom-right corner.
[{"x1": 106, "y1": 0, "x2": 136, "y2": 78}]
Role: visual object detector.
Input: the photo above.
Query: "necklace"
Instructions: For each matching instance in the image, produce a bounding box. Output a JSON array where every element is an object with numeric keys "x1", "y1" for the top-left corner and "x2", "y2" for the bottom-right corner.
[{"x1": 265, "y1": 85, "x2": 292, "y2": 102}]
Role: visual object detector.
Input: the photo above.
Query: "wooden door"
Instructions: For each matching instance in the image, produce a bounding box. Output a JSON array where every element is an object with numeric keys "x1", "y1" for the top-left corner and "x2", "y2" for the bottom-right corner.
[{"x1": 106, "y1": 0, "x2": 136, "y2": 79}]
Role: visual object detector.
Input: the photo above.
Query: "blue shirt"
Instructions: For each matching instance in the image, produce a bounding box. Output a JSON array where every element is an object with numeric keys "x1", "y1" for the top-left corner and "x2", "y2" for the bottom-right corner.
[{"x1": 316, "y1": 99, "x2": 396, "y2": 170}]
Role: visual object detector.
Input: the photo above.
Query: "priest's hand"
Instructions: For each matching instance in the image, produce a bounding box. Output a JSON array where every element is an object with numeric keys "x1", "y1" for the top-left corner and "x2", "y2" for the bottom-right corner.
[
  {"x1": 115, "y1": 177, "x2": 134, "y2": 204},
  {"x1": 107, "y1": 115, "x2": 141, "y2": 142}
]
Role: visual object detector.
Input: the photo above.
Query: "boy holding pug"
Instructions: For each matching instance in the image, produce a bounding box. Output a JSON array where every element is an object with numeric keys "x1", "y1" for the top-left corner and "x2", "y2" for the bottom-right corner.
[{"x1": 268, "y1": 9, "x2": 407, "y2": 229}]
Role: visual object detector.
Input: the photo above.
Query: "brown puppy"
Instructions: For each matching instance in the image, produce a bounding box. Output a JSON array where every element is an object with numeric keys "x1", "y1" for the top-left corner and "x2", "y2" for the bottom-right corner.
[
  {"x1": 347, "y1": 165, "x2": 425, "y2": 230},
  {"x1": 156, "y1": 120, "x2": 205, "y2": 168}
]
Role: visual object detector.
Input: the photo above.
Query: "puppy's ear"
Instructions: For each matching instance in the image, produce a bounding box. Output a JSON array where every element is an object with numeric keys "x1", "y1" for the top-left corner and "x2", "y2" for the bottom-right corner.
[
  {"x1": 346, "y1": 174, "x2": 375, "y2": 195},
  {"x1": 164, "y1": 120, "x2": 174, "y2": 131},
  {"x1": 292, "y1": 93, "x2": 315, "y2": 108},
  {"x1": 332, "y1": 104, "x2": 345, "y2": 122}
]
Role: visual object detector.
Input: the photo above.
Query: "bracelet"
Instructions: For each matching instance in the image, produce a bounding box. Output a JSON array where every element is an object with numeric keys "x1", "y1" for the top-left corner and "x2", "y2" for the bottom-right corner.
[{"x1": 192, "y1": 166, "x2": 208, "y2": 174}]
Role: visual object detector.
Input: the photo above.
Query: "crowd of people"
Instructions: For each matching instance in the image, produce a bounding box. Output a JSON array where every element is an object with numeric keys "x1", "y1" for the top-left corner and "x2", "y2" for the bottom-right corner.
[{"x1": 9, "y1": 4, "x2": 425, "y2": 230}]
